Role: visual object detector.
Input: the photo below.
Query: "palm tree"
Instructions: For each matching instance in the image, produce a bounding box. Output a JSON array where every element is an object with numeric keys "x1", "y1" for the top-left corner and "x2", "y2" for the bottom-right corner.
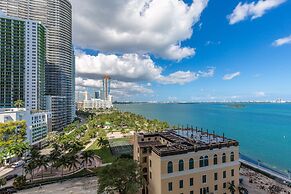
[
  {"x1": 14, "y1": 99, "x2": 24, "y2": 108},
  {"x1": 30, "y1": 147, "x2": 41, "y2": 160},
  {"x1": 80, "y1": 150, "x2": 95, "y2": 168},
  {"x1": 49, "y1": 143, "x2": 62, "y2": 174},
  {"x1": 228, "y1": 182, "x2": 236, "y2": 194},
  {"x1": 97, "y1": 137, "x2": 109, "y2": 147},
  {"x1": 24, "y1": 161, "x2": 37, "y2": 181},
  {"x1": 67, "y1": 154, "x2": 80, "y2": 172},
  {"x1": 57, "y1": 155, "x2": 69, "y2": 177},
  {"x1": 36, "y1": 155, "x2": 48, "y2": 179}
]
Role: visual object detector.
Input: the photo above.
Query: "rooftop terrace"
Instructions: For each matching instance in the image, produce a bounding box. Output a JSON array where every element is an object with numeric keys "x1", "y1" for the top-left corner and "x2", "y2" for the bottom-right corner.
[{"x1": 137, "y1": 128, "x2": 239, "y2": 157}]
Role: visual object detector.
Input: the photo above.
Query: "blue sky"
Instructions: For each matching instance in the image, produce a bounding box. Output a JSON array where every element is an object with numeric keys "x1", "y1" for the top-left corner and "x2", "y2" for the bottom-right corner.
[{"x1": 72, "y1": 0, "x2": 291, "y2": 102}]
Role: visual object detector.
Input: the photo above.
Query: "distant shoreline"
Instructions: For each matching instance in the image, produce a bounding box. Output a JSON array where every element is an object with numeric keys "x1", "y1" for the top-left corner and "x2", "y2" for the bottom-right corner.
[{"x1": 114, "y1": 101, "x2": 291, "y2": 105}]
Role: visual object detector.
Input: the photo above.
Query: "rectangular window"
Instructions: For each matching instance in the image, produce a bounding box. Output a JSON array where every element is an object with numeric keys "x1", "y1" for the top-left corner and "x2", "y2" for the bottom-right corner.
[
  {"x1": 190, "y1": 178, "x2": 193, "y2": 186},
  {"x1": 223, "y1": 182, "x2": 226, "y2": 188},
  {"x1": 190, "y1": 191, "x2": 194, "y2": 194},
  {"x1": 214, "y1": 185, "x2": 218, "y2": 191},
  {"x1": 150, "y1": 160, "x2": 152, "y2": 167},
  {"x1": 168, "y1": 182, "x2": 173, "y2": 191},
  {"x1": 223, "y1": 171, "x2": 226, "y2": 178},
  {"x1": 214, "y1": 172, "x2": 218, "y2": 181},
  {"x1": 231, "y1": 169, "x2": 234, "y2": 176},
  {"x1": 143, "y1": 157, "x2": 147, "y2": 163},
  {"x1": 202, "y1": 175, "x2": 207, "y2": 183},
  {"x1": 179, "y1": 180, "x2": 183, "y2": 188},
  {"x1": 150, "y1": 172, "x2": 152, "y2": 179}
]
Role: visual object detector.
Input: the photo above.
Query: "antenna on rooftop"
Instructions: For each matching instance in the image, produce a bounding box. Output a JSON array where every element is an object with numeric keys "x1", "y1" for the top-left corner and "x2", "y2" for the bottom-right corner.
[{"x1": 223, "y1": 133, "x2": 225, "y2": 141}]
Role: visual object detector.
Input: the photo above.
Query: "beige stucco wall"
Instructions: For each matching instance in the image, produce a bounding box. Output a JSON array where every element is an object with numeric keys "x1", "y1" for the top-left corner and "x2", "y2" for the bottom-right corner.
[{"x1": 133, "y1": 133, "x2": 240, "y2": 194}]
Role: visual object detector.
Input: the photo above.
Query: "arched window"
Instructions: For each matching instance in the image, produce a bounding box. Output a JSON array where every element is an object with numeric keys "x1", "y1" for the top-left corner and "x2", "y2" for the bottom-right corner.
[
  {"x1": 230, "y1": 152, "x2": 234, "y2": 162},
  {"x1": 167, "y1": 161, "x2": 173, "y2": 173},
  {"x1": 222, "y1": 153, "x2": 226, "y2": 163},
  {"x1": 179, "y1": 160, "x2": 184, "y2": 171},
  {"x1": 189, "y1": 158, "x2": 194, "y2": 169},
  {"x1": 213, "y1": 154, "x2": 218, "y2": 165},
  {"x1": 143, "y1": 167, "x2": 147, "y2": 173},
  {"x1": 199, "y1": 156, "x2": 204, "y2": 167},
  {"x1": 204, "y1": 156, "x2": 209, "y2": 167}
]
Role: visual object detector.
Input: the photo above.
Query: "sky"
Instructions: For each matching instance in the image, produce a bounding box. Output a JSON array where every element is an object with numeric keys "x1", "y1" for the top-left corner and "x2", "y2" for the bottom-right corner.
[{"x1": 71, "y1": 0, "x2": 291, "y2": 102}]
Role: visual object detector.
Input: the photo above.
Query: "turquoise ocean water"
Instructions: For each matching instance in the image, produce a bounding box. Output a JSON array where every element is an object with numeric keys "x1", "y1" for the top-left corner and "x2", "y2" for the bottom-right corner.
[{"x1": 116, "y1": 103, "x2": 291, "y2": 171}]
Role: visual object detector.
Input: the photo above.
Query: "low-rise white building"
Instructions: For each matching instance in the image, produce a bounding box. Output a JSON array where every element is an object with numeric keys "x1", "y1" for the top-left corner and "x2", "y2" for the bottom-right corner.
[
  {"x1": 0, "y1": 108, "x2": 52, "y2": 145},
  {"x1": 83, "y1": 98, "x2": 113, "y2": 110}
]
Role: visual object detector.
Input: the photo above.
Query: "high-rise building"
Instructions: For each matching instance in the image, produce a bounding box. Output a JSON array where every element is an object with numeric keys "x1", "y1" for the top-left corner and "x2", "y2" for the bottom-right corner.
[
  {"x1": 102, "y1": 75, "x2": 111, "y2": 100},
  {"x1": 133, "y1": 130, "x2": 240, "y2": 194},
  {"x1": 0, "y1": 0, "x2": 75, "y2": 130},
  {"x1": 0, "y1": 14, "x2": 46, "y2": 110}
]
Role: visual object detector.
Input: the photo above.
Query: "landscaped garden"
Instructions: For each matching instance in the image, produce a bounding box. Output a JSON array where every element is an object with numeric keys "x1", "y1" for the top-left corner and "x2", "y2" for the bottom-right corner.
[{"x1": 0, "y1": 109, "x2": 170, "y2": 190}]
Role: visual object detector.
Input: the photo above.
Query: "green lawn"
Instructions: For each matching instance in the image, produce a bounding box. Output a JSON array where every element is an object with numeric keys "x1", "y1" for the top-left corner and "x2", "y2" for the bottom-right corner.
[
  {"x1": 85, "y1": 137, "x2": 133, "y2": 163},
  {"x1": 110, "y1": 137, "x2": 132, "y2": 143},
  {"x1": 86, "y1": 139, "x2": 116, "y2": 163}
]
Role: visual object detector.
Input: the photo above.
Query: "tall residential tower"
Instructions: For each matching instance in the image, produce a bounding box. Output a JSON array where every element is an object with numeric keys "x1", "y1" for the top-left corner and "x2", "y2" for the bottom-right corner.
[
  {"x1": 102, "y1": 75, "x2": 111, "y2": 101},
  {"x1": 0, "y1": 14, "x2": 46, "y2": 110},
  {"x1": 0, "y1": 0, "x2": 75, "y2": 130}
]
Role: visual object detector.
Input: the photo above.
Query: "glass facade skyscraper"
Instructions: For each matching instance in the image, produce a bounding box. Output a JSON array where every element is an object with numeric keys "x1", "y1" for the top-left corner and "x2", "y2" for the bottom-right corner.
[
  {"x1": 0, "y1": 0, "x2": 75, "y2": 130},
  {"x1": 0, "y1": 14, "x2": 46, "y2": 110}
]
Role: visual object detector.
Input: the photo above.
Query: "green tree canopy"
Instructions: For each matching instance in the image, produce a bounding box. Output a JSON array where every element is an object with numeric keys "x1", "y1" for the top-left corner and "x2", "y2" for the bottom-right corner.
[
  {"x1": 0, "y1": 121, "x2": 27, "y2": 159},
  {"x1": 97, "y1": 158, "x2": 144, "y2": 194}
]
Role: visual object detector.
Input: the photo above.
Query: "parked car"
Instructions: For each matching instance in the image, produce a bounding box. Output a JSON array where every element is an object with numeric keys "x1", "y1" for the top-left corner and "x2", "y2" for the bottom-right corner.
[
  {"x1": 11, "y1": 160, "x2": 25, "y2": 168},
  {"x1": 6, "y1": 187, "x2": 18, "y2": 193},
  {"x1": 5, "y1": 174, "x2": 17, "y2": 181}
]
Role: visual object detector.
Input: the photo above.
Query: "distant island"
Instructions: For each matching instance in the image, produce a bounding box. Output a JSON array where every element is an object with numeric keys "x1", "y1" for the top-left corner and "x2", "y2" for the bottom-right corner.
[{"x1": 227, "y1": 103, "x2": 246, "y2": 109}]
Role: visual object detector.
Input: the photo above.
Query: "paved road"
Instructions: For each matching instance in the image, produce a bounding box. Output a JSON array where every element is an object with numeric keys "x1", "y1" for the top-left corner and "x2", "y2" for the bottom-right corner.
[
  {"x1": 0, "y1": 166, "x2": 24, "y2": 186},
  {"x1": 18, "y1": 176, "x2": 98, "y2": 194}
]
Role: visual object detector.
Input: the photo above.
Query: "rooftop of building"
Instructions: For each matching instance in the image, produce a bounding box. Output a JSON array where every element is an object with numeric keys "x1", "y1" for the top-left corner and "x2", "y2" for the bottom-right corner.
[{"x1": 136, "y1": 129, "x2": 239, "y2": 157}]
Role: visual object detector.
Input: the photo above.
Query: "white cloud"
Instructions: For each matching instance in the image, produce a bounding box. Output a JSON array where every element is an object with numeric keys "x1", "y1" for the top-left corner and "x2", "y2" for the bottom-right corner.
[
  {"x1": 228, "y1": 0, "x2": 286, "y2": 25},
  {"x1": 76, "y1": 52, "x2": 162, "y2": 82},
  {"x1": 156, "y1": 67, "x2": 215, "y2": 85},
  {"x1": 198, "y1": 67, "x2": 216, "y2": 78},
  {"x1": 71, "y1": 0, "x2": 208, "y2": 60},
  {"x1": 198, "y1": 22, "x2": 203, "y2": 30},
  {"x1": 223, "y1": 72, "x2": 240, "y2": 80},
  {"x1": 76, "y1": 52, "x2": 215, "y2": 85},
  {"x1": 157, "y1": 71, "x2": 199, "y2": 85},
  {"x1": 272, "y1": 35, "x2": 291, "y2": 47},
  {"x1": 205, "y1": 41, "x2": 221, "y2": 46},
  {"x1": 255, "y1": 91, "x2": 266, "y2": 97}
]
